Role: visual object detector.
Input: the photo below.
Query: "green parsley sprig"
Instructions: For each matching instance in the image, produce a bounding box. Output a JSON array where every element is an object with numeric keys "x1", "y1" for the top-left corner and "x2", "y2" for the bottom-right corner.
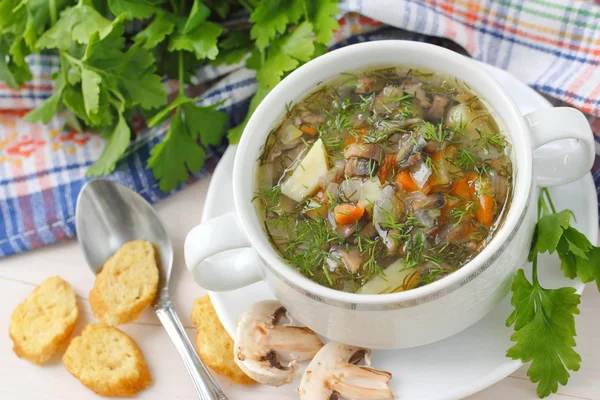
[
  {"x1": 0, "y1": 0, "x2": 340, "y2": 191},
  {"x1": 506, "y1": 187, "x2": 600, "y2": 398}
]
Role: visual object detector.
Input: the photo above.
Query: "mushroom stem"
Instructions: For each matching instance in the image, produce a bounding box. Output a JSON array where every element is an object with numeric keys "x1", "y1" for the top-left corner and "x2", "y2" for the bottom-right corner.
[
  {"x1": 331, "y1": 364, "x2": 393, "y2": 399},
  {"x1": 300, "y1": 343, "x2": 394, "y2": 399},
  {"x1": 268, "y1": 326, "x2": 324, "y2": 361}
]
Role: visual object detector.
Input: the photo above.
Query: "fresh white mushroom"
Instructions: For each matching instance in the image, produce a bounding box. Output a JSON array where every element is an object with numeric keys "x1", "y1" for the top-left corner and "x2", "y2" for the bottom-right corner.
[
  {"x1": 234, "y1": 300, "x2": 324, "y2": 386},
  {"x1": 299, "y1": 342, "x2": 394, "y2": 400}
]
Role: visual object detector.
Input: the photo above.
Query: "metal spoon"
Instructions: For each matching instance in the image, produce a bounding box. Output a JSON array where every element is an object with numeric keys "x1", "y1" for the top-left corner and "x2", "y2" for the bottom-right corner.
[{"x1": 75, "y1": 178, "x2": 228, "y2": 400}]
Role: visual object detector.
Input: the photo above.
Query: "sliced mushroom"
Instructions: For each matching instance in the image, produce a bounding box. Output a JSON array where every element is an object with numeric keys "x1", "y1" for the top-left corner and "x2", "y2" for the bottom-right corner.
[
  {"x1": 335, "y1": 222, "x2": 357, "y2": 239},
  {"x1": 355, "y1": 222, "x2": 378, "y2": 243},
  {"x1": 427, "y1": 94, "x2": 448, "y2": 122},
  {"x1": 376, "y1": 117, "x2": 423, "y2": 135},
  {"x1": 423, "y1": 140, "x2": 440, "y2": 153},
  {"x1": 401, "y1": 80, "x2": 431, "y2": 108},
  {"x1": 408, "y1": 192, "x2": 446, "y2": 211},
  {"x1": 356, "y1": 76, "x2": 384, "y2": 94},
  {"x1": 414, "y1": 209, "x2": 440, "y2": 228},
  {"x1": 329, "y1": 246, "x2": 364, "y2": 274},
  {"x1": 234, "y1": 301, "x2": 324, "y2": 386},
  {"x1": 397, "y1": 117, "x2": 424, "y2": 129},
  {"x1": 344, "y1": 143, "x2": 383, "y2": 161},
  {"x1": 435, "y1": 222, "x2": 470, "y2": 245},
  {"x1": 280, "y1": 142, "x2": 307, "y2": 172},
  {"x1": 345, "y1": 158, "x2": 376, "y2": 177},
  {"x1": 396, "y1": 134, "x2": 426, "y2": 166},
  {"x1": 299, "y1": 343, "x2": 393, "y2": 400},
  {"x1": 298, "y1": 110, "x2": 326, "y2": 126},
  {"x1": 373, "y1": 85, "x2": 404, "y2": 114}
]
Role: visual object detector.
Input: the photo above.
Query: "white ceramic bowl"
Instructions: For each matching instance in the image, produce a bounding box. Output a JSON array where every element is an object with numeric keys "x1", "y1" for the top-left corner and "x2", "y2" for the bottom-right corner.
[{"x1": 184, "y1": 41, "x2": 594, "y2": 349}]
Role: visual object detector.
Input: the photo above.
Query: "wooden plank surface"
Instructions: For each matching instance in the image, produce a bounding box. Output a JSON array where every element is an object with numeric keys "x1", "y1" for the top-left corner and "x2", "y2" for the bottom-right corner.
[{"x1": 1, "y1": 177, "x2": 598, "y2": 400}]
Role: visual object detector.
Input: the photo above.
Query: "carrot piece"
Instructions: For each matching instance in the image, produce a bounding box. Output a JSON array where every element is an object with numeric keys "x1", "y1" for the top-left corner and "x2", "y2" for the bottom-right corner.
[
  {"x1": 300, "y1": 125, "x2": 318, "y2": 136},
  {"x1": 343, "y1": 126, "x2": 369, "y2": 147},
  {"x1": 395, "y1": 171, "x2": 419, "y2": 192},
  {"x1": 465, "y1": 173, "x2": 496, "y2": 226},
  {"x1": 378, "y1": 154, "x2": 397, "y2": 185},
  {"x1": 334, "y1": 203, "x2": 365, "y2": 225},
  {"x1": 354, "y1": 126, "x2": 369, "y2": 136},
  {"x1": 474, "y1": 195, "x2": 495, "y2": 226},
  {"x1": 344, "y1": 135, "x2": 362, "y2": 146},
  {"x1": 451, "y1": 177, "x2": 472, "y2": 201}
]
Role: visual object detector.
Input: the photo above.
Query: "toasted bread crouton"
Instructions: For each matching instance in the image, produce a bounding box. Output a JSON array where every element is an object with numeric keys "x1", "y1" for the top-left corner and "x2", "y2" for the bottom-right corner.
[
  {"x1": 10, "y1": 276, "x2": 79, "y2": 365},
  {"x1": 192, "y1": 296, "x2": 255, "y2": 385},
  {"x1": 90, "y1": 240, "x2": 159, "y2": 325},
  {"x1": 63, "y1": 323, "x2": 152, "y2": 397}
]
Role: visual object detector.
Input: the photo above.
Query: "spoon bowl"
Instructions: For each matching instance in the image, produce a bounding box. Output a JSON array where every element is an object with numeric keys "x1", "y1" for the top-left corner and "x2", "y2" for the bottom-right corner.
[
  {"x1": 75, "y1": 178, "x2": 227, "y2": 400},
  {"x1": 76, "y1": 179, "x2": 173, "y2": 284}
]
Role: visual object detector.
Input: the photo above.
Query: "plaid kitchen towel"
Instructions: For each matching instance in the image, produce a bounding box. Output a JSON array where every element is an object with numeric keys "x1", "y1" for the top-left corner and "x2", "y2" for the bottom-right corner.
[{"x1": 1, "y1": 2, "x2": 600, "y2": 258}]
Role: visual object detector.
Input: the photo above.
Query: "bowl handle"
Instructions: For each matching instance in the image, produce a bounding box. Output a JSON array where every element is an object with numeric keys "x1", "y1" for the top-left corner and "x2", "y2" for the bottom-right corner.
[
  {"x1": 525, "y1": 107, "x2": 595, "y2": 186},
  {"x1": 184, "y1": 211, "x2": 263, "y2": 291}
]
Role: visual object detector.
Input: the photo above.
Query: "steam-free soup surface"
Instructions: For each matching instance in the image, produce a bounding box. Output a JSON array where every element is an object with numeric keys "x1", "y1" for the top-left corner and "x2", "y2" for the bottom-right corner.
[{"x1": 255, "y1": 67, "x2": 512, "y2": 294}]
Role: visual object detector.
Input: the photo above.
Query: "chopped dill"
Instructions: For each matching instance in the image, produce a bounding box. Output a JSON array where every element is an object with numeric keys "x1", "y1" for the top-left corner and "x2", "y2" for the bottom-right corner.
[
  {"x1": 454, "y1": 147, "x2": 480, "y2": 171},
  {"x1": 475, "y1": 128, "x2": 506, "y2": 152},
  {"x1": 417, "y1": 121, "x2": 449, "y2": 144},
  {"x1": 364, "y1": 129, "x2": 387, "y2": 144}
]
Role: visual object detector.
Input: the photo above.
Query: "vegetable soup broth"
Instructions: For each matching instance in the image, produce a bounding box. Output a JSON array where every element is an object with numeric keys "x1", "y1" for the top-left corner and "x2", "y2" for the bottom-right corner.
[{"x1": 255, "y1": 67, "x2": 513, "y2": 294}]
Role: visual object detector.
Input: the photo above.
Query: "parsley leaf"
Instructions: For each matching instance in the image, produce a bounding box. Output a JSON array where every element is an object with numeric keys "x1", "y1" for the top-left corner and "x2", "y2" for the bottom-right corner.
[
  {"x1": 134, "y1": 12, "x2": 176, "y2": 49},
  {"x1": 555, "y1": 227, "x2": 600, "y2": 288},
  {"x1": 82, "y1": 68, "x2": 102, "y2": 116},
  {"x1": 249, "y1": 0, "x2": 304, "y2": 51},
  {"x1": 107, "y1": 0, "x2": 158, "y2": 20},
  {"x1": 257, "y1": 21, "x2": 315, "y2": 88},
  {"x1": 87, "y1": 114, "x2": 131, "y2": 176},
  {"x1": 506, "y1": 187, "x2": 600, "y2": 398},
  {"x1": 148, "y1": 108, "x2": 206, "y2": 192},
  {"x1": 304, "y1": 0, "x2": 339, "y2": 44},
  {"x1": 506, "y1": 269, "x2": 581, "y2": 398},
  {"x1": 36, "y1": 2, "x2": 111, "y2": 50},
  {"x1": 0, "y1": 0, "x2": 343, "y2": 192},
  {"x1": 183, "y1": 0, "x2": 210, "y2": 34},
  {"x1": 212, "y1": 29, "x2": 252, "y2": 66},
  {"x1": 23, "y1": 75, "x2": 65, "y2": 124},
  {"x1": 82, "y1": 23, "x2": 167, "y2": 110},
  {"x1": 534, "y1": 209, "x2": 572, "y2": 254},
  {"x1": 0, "y1": 39, "x2": 32, "y2": 89},
  {"x1": 168, "y1": 21, "x2": 222, "y2": 60},
  {"x1": 182, "y1": 102, "x2": 228, "y2": 146}
]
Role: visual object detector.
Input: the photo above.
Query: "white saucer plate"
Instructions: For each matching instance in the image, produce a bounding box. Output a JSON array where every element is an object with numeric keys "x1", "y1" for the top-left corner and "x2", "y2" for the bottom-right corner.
[{"x1": 202, "y1": 62, "x2": 598, "y2": 399}]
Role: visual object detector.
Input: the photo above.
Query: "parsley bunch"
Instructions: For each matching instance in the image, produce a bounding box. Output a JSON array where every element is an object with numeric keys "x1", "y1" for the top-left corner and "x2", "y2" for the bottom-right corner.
[
  {"x1": 0, "y1": 0, "x2": 339, "y2": 191},
  {"x1": 506, "y1": 187, "x2": 600, "y2": 398}
]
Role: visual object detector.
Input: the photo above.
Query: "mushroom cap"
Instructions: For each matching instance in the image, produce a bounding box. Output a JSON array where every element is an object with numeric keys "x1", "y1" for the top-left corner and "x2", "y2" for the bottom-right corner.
[{"x1": 233, "y1": 300, "x2": 323, "y2": 387}]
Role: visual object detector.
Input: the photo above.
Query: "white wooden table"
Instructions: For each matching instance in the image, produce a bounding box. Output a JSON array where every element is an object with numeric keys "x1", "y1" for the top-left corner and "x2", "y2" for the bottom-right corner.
[{"x1": 1, "y1": 177, "x2": 599, "y2": 400}]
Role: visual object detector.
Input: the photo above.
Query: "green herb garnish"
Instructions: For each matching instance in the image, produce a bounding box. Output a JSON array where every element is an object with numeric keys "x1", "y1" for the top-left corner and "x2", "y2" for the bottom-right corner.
[
  {"x1": 506, "y1": 187, "x2": 600, "y2": 398},
  {"x1": 0, "y1": 0, "x2": 340, "y2": 192}
]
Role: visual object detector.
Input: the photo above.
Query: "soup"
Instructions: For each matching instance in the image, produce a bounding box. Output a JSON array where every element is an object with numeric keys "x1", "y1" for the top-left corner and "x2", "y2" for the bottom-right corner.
[{"x1": 255, "y1": 67, "x2": 512, "y2": 294}]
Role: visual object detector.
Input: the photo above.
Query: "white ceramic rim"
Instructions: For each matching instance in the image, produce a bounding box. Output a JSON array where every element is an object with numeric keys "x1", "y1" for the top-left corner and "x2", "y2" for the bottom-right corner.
[{"x1": 233, "y1": 41, "x2": 533, "y2": 306}]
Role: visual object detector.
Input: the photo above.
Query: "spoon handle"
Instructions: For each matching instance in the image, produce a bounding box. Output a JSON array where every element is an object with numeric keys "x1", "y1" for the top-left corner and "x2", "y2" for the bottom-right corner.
[{"x1": 156, "y1": 302, "x2": 228, "y2": 400}]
